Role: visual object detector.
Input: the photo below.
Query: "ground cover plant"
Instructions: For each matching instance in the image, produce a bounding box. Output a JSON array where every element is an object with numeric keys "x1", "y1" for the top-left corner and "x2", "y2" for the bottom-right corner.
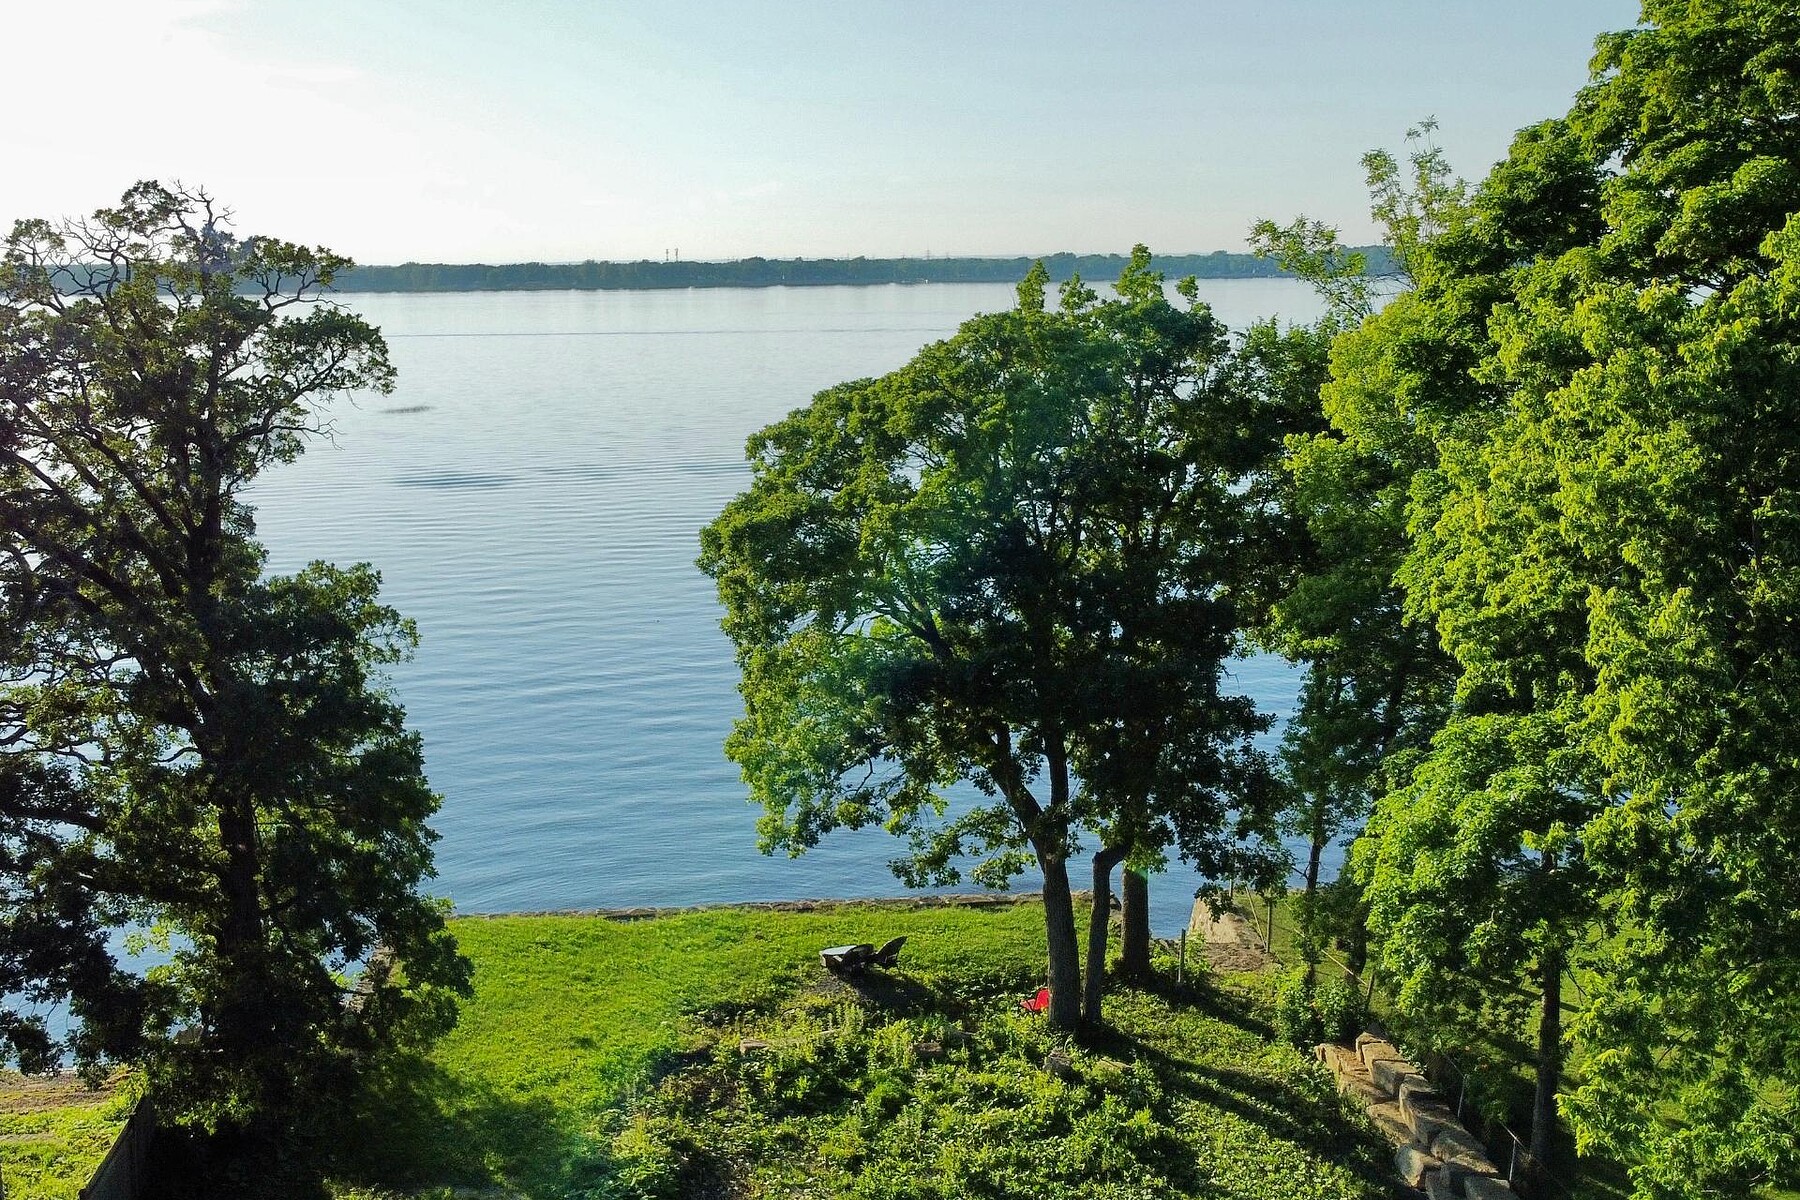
[
  {"x1": 0, "y1": 1071, "x2": 133, "y2": 1200},
  {"x1": 614, "y1": 977, "x2": 1389, "y2": 1200},
  {"x1": 321, "y1": 901, "x2": 1396, "y2": 1200}
]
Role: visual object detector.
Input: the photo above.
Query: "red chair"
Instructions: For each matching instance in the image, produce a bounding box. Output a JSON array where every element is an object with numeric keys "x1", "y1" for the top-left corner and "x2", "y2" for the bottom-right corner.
[{"x1": 1021, "y1": 986, "x2": 1051, "y2": 1014}]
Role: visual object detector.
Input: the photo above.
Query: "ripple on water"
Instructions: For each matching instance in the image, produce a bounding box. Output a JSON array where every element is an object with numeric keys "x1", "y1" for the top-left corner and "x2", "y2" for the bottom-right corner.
[{"x1": 247, "y1": 283, "x2": 1324, "y2": 932}]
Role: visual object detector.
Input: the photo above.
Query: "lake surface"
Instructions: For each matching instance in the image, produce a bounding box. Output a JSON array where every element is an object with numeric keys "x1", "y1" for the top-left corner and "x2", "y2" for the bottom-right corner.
[{"x1": 247, "y1": 279, "x2": 1331, "y2": 936}]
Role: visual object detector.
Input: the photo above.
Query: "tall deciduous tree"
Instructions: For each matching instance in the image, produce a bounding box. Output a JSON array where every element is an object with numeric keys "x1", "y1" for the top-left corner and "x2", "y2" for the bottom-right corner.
[
  {"x1": 1296, "y1": 4, "x2": 1800, "y2": 1192},
  {"x1": 1336, "y1": 123, "x2": 1610, "y2": 1181},
  {"x1": 1261, "y1": 123, "x2": 1604, "y2": 1175},
  {"x1": 1247, "y1": 198, "x2": 1457, "y2": 986},
  {"x1": 700, "y1": 251, "x2": 1279, "y2": 1029},
  {"x1": 0, "y1": 184, "x2": 470, "y2": 1147},
  {"x1": 1461, "y1": 6, "x2": 1800, "y2": 1189}
]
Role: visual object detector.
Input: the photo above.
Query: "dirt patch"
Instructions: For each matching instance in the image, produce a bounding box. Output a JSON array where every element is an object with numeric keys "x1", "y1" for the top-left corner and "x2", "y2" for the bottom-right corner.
[
  {"x1": 1189, "y1": 900, "x2": 1280, "y2": 973},
  {"x1": 1201, "y1": 944, "x2": 1280, "y2": 973},
  {"x1": 809, "y1": 966, "x2": 947, "y2": 1017},
  {"x1": 0, "y1": 1069, "x2": 122, "y2": 1115}
]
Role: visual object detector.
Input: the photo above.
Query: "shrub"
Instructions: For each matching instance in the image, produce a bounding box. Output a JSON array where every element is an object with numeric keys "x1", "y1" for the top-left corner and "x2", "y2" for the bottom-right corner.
[
  {"x1": 605, "y1": 985, "x2": 1393, "y2": 1199},
  {"x1": 1273, "y1": 970, "x2": 1324, "y2": 1046},
  {"x1": 1314, "y1": 977, "x2": 1367, "y2": 1045},
  {"x1": 1272, "y1": 970, "x2": 1367, "y2": 1047}
]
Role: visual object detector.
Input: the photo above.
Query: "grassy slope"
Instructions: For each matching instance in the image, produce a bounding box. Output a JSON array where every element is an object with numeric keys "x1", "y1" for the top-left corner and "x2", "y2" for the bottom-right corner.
[
  {"x1": 326, "y1": 901, "x2": 1394, "y2": 1200},
  {"x1": 441, "y1": 903, "x2": 1052, "y2": 1106},
  {"x1": 331, "y1": 902, "x2": 1055, "y2": 1195},
  {"x1": 0, "y1": 1075, "x2": 133, "y2": 1200}
]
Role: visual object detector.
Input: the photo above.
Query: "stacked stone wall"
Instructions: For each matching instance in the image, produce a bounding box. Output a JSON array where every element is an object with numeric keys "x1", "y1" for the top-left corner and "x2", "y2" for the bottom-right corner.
[{"x1": 1315, "y1": 1033, "x2": 1512, "y2": 1198}]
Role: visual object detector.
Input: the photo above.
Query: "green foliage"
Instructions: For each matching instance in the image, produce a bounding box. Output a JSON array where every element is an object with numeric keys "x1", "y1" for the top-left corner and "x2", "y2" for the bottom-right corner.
[
  {"x1": 1250, "y1": 147, "x2": 1462, "y2": 988},
  {"x1": 1271, "y1": 971, "x2": 1365, "y2": 1049},
  {"x1": 1247, "y1": 219, "x2": 1374, "y2": 324},
  {"x1": 0, "y1": 183, "x2": 470, "y2": 1139},
  {"x1": 699, "y1": 248, "x2": 1289, "y2": 1027},
  {"x1": 1359, "y1": 120, "x2": 1468, "y2": 281},
  {"x1": 0, "y1": 1083, "x2": 134, "y2": 1200},
  {"x1": 322, "y1": 904, "x2": 1397, "y2": 1200},
  {"x1": 1319, "y1": 113, "x2": 1611, "y2": 1175},
  {"x1": 631, "y1": 1003, "x2": 1182, "y2": 1199},
  {"x1": 614, "y1": 976, "x2": 1385, "y2": 1200},
  {"x1": 322, "y1": 903, "x2": 1051, "y2": 1196},
  {"x1": 1263, "y1": 3, "x2": 1800, "y2": 1194},
  {"x1": 1313, "y1": 978, "x2": 1365, "y2": 1046},
  {"x1": 1271, "y1": 972, "x2": 1322, "y2": 1048}
]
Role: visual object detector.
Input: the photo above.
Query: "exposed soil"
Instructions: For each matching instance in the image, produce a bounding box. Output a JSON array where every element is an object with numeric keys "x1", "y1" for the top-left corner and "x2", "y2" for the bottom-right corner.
[
  {"x1": 0, "y1": 1069, "x2": 122, "y2": 1115},
  {"x1": 1189, "y1": 901, "x2": 1280, "y2": 973}
]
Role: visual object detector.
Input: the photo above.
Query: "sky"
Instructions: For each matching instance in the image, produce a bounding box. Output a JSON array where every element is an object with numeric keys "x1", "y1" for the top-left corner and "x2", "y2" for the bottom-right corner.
[{"x1": 6, "y1": 0, "x2": 1641, "y2": 265}]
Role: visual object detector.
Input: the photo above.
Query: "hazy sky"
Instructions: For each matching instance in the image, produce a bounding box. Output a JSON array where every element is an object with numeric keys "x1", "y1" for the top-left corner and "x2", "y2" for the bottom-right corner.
[{"x1": 7, "y1": 0, "x2": 1640, "y2": 264}]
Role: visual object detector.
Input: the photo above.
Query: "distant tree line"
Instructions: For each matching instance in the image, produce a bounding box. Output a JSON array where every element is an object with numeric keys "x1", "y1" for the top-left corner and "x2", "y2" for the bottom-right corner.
[{"x1": 327, "y1": 247, "x2": 1398, "y2": 293}]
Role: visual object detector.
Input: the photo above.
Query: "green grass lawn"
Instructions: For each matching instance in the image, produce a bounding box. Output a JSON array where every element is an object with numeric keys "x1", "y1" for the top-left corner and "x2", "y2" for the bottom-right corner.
[
  {"x1": 323, "y1": 899, "x2": 1397, "y2": 1200},
  {"x1": 0, "y1": 1073, "x2": 134, "y2": 1200}
]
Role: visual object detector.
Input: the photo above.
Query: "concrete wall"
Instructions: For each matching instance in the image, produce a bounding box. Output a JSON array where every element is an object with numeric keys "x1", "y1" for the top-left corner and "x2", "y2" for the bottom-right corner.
[{"x1": 79, "y1": 1103, "x2": 155, "y2": 1200}]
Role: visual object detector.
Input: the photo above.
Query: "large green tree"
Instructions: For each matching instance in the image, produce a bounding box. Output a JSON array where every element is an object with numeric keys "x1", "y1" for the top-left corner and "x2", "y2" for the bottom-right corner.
[
  {"x1": 700, "y1": 251, "x2": 1280, "y2": 1029},
  {"x1": 0, "y1": 184, "x2": 470, "y2": 1149},
  {"x1": 1240, "y1": 111, "x2": 1622, "y2": 1180},
  {"x1": 1246, "y1": 195, "x2": 1458, "y2": 985},
  {"x1": 1290, "y1": 4, "x2": 1800, "y2": 1193},
  {"x1": 1475, "y1": 6, "x2": 1800, "y2": 1189},
  {"x1": 1322, "y1": 123, "x2": 1613, "y2": 1182}
]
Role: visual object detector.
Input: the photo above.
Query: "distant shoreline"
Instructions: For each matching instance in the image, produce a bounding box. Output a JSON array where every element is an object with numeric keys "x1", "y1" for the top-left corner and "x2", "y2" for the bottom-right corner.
[{"x1": 330, "y1": 247, "x2": 1396, "y2": 294}]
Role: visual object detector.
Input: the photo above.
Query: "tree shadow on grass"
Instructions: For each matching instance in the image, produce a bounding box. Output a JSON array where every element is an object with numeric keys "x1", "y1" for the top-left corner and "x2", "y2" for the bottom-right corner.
[
  {"x1": 1086, "y1": 1017, "x2": 1397, "y2": 1197},
  {"x1": 318, "y1": 1052, "x2": 625, "y2": 1199},
  {"x1": 1127, "y1": 970, "x2": 1280, "y2": 1041},
  {"x1": 819, "y1": 968, "x2": 940, "y2": 1015}
]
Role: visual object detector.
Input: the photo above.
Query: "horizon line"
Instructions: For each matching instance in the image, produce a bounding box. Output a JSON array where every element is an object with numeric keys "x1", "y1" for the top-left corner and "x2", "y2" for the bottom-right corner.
[{"x1": 346, "y1": 246, "x2": 1386, "y2": 270}]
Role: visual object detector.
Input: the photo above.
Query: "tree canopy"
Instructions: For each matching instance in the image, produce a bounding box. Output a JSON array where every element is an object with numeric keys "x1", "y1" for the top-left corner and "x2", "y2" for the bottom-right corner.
[
  {"x1": 0, "y1": 183, "x2": 469, "y2": 1152},
  {"x1": 701, "y1": 250, "x2": 1285, "y2": 1029},
  {"x1": 1260, "y1": 3, "x2": 1800, "y2": 1193}
]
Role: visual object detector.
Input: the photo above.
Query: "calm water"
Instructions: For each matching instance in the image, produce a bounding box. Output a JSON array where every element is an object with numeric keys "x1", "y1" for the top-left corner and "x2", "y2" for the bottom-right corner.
[{"x1": 247, "y1": 280, "x2": 1329, "y2": 936}]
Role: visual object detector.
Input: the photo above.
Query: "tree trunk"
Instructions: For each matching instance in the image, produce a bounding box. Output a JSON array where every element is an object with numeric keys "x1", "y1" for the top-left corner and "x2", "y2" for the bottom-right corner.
[
  {"x1": 1084, "y1": 845, "x2": 1128, "y2": 1023},
  {"x1": 1120, "y1": 867, "x2": 1151, "y2": 980},
  {"x1": 1034, "y1": 734, "x2": 1083, "y2": 1030},
  {"x1": 215, "y1": 794, "x2": 264, "y2": 958},
  {"x1": 1301, "y1": 832, "x2": 1324, "y2": 987},
  {"x1": 1345, "y1": 898, "x2": 1369, "y2": 978},
  {"x1": 1528, "y1": 944, "x2": 1563, "y2": 1189},
  {"x1": 1039, "y1": 851, "x2": 1083, "y2": 1031},
  {"x1": 1374, "y1": 658, "x2": 1410, "y2": 755}
]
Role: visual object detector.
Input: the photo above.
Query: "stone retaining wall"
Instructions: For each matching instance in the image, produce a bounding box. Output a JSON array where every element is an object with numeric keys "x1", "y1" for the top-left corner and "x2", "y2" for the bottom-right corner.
[
  {"x1": 1316, "y1": 1034, "x2": 1513, "y2": 1199},
  {"x1": 454, "y1": 891, "x2": 1070, "y2": 921}
]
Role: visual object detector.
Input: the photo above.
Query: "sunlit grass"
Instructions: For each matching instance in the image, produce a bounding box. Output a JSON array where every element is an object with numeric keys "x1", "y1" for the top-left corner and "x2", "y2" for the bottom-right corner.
[
  {"x1": 327, "y1": 901, "x2": 1053, "y2": 1195},
  {"x1": 323, "y1": 900, "x2": 1394, "y2": 1199},
  {"x1": 0, "y1": 1077, "x2": 133, "y2": 1200}
]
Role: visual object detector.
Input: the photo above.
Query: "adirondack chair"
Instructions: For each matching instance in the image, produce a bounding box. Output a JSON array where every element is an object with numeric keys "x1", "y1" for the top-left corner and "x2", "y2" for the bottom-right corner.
[
  {"x1": 870, "y1": 936, "x2": 907, "y2": 968},
  {"x1": 1021, "y1": 986, "x2": 1051, "y2": 1014},
  {"x1": 819, "y1": 943, "x2": 875, "y2": 973}
]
